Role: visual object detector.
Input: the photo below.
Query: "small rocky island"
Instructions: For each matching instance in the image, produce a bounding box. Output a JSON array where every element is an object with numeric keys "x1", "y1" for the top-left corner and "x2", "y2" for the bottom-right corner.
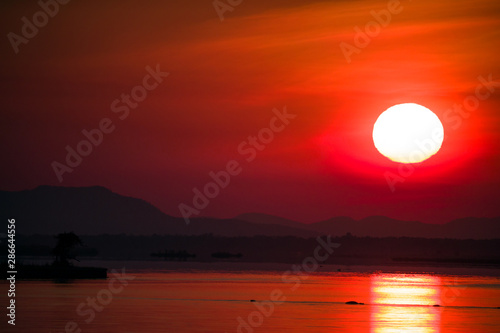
[{"x1": 1, "y1": 232, "x2": 106, "y2": 280}]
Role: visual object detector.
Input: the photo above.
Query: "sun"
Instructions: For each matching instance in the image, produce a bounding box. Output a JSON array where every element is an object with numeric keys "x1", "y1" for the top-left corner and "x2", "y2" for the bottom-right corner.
[{"x1": 372, "y1": 103, "x2": 444, "y2": 163}]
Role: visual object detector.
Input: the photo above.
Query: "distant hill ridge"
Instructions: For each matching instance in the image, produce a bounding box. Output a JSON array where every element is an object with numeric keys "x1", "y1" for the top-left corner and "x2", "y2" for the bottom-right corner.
[{"x1": 1, "y1": 186, "x2": 499, "y2": 239}]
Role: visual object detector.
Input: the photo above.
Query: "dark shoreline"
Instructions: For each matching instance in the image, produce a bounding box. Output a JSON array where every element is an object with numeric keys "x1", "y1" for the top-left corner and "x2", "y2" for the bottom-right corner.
[{"x1": 1, "y1": 263, "x2": 107, "y2": 280}]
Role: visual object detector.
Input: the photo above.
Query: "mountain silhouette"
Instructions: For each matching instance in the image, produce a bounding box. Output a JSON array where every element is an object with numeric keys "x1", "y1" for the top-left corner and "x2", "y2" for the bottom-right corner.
[
  {"x1": 238, "y1": 213, "x2": 500, "y2": 239},
  {"x1": 1, "y1": 186, "x2": 499, "y2": 239},
  {"x1": 0, "y1": 186, "x2": 316, "y2": 237}
]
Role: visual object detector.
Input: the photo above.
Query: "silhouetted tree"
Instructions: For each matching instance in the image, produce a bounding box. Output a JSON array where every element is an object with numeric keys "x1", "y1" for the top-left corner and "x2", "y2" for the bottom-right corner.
[{"x1": 52, "y1": 232, "x2": 83, "y2": 266}]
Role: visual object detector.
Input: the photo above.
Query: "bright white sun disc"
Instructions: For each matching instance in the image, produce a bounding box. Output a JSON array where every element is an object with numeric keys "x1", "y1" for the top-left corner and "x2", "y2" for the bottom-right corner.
[{"x1": 372, "y1": 103, "x2": 444, "y2": 163}]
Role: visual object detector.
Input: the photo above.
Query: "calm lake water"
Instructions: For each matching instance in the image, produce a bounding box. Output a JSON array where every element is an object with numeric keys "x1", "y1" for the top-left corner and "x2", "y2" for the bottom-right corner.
[{"x1": 3, "y1": 262, "x2": 500, "y2": 332}]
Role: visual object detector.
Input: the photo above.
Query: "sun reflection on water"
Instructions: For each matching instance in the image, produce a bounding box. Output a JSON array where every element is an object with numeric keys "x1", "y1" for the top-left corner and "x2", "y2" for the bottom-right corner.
[{"x1": 370, "y1": 274, "x2": 442, "y2": 333}]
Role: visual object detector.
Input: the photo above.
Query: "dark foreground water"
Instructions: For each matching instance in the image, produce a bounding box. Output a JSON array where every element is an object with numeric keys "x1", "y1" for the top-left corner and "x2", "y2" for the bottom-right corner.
[{"x1": 2, "y1": 262, "x2": 500, "y2": 332}]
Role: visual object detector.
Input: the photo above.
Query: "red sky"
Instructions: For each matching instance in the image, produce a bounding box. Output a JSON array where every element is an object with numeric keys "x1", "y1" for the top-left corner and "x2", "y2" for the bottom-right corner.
[{"x1": 1, "y1": 0, "x2": 499, "y2": 223}]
